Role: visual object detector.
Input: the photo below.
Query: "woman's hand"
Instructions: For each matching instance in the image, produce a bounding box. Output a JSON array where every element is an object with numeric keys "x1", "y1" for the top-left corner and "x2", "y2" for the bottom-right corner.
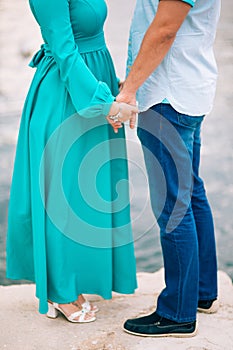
[
  {"x1": 106, "y1": 101, "x2": 138, "y2": 133},
  {"x1": 116, "y1": 90, "x2": 138, "y2": 130}
]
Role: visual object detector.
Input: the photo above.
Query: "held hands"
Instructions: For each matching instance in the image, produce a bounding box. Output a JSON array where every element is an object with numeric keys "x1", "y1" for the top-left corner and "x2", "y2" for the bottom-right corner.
[{"x1": 107, "y1": 100, "x2": 138, "y2": 134}]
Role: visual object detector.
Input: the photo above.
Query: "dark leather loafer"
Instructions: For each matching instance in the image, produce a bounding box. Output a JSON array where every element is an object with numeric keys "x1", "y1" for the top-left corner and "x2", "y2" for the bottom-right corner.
[
  {"x1": 198, "y1": 299, "x2": 219, "y2": 314},
  {"x1": 123, "y1": 313, "x2": 197, "y2": 338}
]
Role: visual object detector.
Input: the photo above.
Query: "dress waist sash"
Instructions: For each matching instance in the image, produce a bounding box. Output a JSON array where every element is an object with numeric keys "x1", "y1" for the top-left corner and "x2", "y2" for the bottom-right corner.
[{"x1": 29, "y1": 31, "x2": 106, "y2": 68}]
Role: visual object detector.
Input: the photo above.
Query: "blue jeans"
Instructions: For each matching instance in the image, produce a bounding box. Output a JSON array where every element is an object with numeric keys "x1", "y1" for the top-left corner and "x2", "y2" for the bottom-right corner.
[{"x1": 137, "y1": 104, "x2": 218, "y2": 322}]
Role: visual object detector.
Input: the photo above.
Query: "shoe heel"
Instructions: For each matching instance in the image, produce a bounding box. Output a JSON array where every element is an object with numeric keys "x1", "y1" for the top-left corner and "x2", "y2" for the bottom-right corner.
[{"x1": 47, "y1": 303, "x2": 59, "y2": 319}]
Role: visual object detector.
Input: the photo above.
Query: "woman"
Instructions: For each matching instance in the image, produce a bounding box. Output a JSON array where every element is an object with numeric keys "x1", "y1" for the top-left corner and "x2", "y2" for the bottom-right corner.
[{"x1": 6, "y1": 0, "x2": 137, "y2": 323}]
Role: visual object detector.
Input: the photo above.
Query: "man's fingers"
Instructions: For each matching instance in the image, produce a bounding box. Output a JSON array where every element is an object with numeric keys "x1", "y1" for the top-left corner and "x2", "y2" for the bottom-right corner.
[
  {"x1": 130, "y1": 105, "x2": 139, "y2": 114},
  {"x1": 129, "y1": 114, "x2": 136, "y2": 129}
]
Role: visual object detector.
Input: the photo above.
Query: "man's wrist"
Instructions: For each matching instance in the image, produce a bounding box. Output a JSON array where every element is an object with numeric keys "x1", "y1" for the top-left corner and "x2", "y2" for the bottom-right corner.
[
  {"x1": 116, "y1": 88, "x2": 136, "y2": 105},
  {"x1": 121, "y1": 81, "x2": 137, "y2": 96}
]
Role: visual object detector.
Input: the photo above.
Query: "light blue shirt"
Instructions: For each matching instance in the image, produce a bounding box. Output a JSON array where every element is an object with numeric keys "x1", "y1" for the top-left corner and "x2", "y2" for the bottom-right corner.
[{"x1": 127, "y1": 0, "x2": 221, "y2": 116}]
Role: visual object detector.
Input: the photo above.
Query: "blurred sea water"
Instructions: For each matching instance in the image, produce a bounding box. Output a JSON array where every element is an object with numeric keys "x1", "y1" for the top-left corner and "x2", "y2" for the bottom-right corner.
[{"x1": 0, "y1": 0, "x2": 232, "y2": 285}]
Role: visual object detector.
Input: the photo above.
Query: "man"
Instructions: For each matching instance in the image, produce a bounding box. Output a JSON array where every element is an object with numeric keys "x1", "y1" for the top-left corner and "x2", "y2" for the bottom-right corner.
[{"x1": 116, "y1": 0, "x2": 221, "y2": 338}]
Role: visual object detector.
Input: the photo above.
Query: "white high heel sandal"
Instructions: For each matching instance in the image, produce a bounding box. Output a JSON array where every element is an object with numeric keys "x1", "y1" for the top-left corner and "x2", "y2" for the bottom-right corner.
[
  {"x1": 81, "y1": 300, "x2": 99, "y2": 313},
  {"x1": 47, "y1": 302, "x2": 96, "y2": 323}
]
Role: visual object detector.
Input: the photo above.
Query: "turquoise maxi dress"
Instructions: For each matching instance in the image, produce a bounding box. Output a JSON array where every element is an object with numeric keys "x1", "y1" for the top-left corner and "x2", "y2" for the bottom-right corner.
[{"x1": 6, "y1": 0, "x2": 137, "y2": 314}]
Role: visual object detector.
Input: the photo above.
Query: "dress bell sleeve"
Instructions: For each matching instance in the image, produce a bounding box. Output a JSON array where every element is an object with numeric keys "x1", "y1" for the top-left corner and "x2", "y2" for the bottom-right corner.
[{"x1": 29, "y1": 0, "x2": 115, "y2": 117}]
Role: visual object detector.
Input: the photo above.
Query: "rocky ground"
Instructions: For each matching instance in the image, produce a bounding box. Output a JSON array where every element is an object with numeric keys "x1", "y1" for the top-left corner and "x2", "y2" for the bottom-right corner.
[{"x1": 0, "y1": 269, "x2": 233, "y2": 350}]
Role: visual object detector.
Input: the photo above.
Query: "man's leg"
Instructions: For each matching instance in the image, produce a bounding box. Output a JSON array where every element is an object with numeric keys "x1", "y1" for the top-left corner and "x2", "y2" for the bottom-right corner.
[
  {"x1": 191, "y1": 123, "x2": 218, "y2": 310},
  {"x1": 123, "y1": 104, "x2": 204, "y2": 336}
]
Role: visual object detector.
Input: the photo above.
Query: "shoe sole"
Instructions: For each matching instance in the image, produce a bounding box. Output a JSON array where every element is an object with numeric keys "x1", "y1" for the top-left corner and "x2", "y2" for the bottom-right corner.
[
  {"x1": 122, "y1": 323, "x2": 198, "y2": 338},
  {"x1": 47, "y1": 312, "x2": 96, "y2": 323},
  {"x1": 197, "y1": 299, "x2": 219, "y2": 314}
]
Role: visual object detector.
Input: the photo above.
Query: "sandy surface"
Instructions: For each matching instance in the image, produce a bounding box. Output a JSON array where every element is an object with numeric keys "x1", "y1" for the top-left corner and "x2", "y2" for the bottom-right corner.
[{"x1": 0, "y1": 270, "x2": 233, "y2": 350}]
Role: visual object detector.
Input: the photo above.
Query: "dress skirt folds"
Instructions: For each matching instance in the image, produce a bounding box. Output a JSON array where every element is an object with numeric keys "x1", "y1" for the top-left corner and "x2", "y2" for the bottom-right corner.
[{"x1": 6, "y1": 0, "x2": 137, "y2": 313}]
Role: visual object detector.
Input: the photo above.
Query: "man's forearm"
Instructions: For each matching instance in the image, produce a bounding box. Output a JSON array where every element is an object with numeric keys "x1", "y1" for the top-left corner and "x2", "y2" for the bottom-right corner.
[
  {"x1": 123, "y1": 26, "x2": 176, "y2": 94},
  {"x1": 121, "y1": 0, "x2": 192, "y2": 96}
]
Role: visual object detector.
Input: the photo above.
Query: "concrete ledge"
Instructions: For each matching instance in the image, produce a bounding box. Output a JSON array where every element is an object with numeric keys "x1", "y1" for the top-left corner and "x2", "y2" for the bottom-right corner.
[{"x1": 0, "y1": 269, "x2": 233, "y2": 350}]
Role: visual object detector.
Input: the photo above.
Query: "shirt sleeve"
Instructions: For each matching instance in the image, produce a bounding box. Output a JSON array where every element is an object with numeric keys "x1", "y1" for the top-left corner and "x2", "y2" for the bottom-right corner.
[
  {"x1": 29, "y1": 0, "x2": 114, "y2": 118},
  {"x1": 159, "y1": 0, "x2": 195, "y2": 7},
  {"x1": 181, "y1": 0, "x2": 195, "y2": 7}
]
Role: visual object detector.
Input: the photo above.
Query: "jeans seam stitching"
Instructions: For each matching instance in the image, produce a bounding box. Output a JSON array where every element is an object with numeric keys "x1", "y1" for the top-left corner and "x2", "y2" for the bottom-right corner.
[{"x1": 174, "y1": 234, "x2": 182, "y2": 320}]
